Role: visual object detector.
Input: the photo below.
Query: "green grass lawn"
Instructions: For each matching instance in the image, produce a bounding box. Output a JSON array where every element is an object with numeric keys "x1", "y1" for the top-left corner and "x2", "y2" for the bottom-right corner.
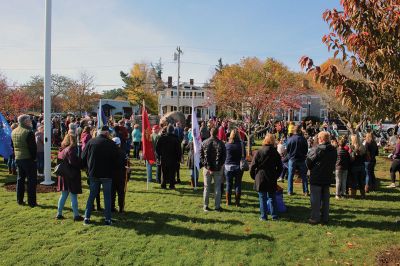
[{"x1": 0, "y1": 148, "x2": 399, "y2": 265}]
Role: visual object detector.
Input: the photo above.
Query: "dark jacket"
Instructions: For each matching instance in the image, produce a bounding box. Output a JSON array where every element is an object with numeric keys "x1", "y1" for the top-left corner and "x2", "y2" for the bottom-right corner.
[
  {"x1": 286, "y1": 134, "x2": 308, "y2": 162},
  {"x1": 156, "y1": 133, "x2": 182, "y2": 165},
  {"x1": 365, "y1": 141, "x2": 379, "y2": 162},
  {"x1": 306, "y1": 142, "x2": 337, "y2": 186},
  {"x1": 114, "y1": 146, "x2": 127, "y2": 182},
  {"x1": 57, "y1": 146, "x2": 82, "y2": 194},
  {"x1": 225, "y1": 141, "x2": 243, "y2": 165},
  {"x1": 250, "y1": 145, "x2": 282, "y2": 192},
  {"x1": 81, "y1": 135, "x2": 119, "y2": 179},
  {"x1": 350, "y1": 148, "x2": 366, "y2": 169},
  {"x1": 336, "y1": 147, "x2": 350, "y2": 170},
  {"x1": 200, "y1": 136, "x2": 226, "y2": 171}
]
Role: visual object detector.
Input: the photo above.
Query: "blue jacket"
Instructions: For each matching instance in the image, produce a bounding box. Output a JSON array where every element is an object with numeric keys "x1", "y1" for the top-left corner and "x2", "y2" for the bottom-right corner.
[
  {"x1": 132, "y1": 128, "x2": 142, "y2": 142},
  {"x1": 286, "y1": 134, "x2": 308, "y2": 162},
  {"x1": 225, "y1": 141, "x2": 243, "y2": 165}
]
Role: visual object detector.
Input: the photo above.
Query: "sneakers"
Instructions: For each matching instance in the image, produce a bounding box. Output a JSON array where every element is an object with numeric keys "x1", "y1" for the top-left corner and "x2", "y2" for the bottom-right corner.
[
  {"x1": 55, "y1": 214, "x2": 65, "y2": 220},
  {"x1": 335, "y1": 195, "x2": 341, "y2": 200},
  {"x1": 74, "y1": 216, "x2": 84, "y2": 222},
  {"x1": 277, "y1": 178, "x2": 284, "y2": 183},
  {"x1": 215, "y1": 207, "x2": 223, "y2": 212},
  {"x1": 83, "y1": 218, "x2": 91, "y2": 225},
  {"x1": 259, "y1": 217, "x2": 267, "y2": 221},
  {"x1": 104, "y1": 220, "x2": 112, "y2": 226},
  {"x1": 308, "y1": 218, "x2": 319, "y2": 225},
  {"x1": 203, "y1": 206, "x2": 210, "y2": 212},
  {"x1": 387, "y1": 183, "x2": 397, "y2": 188}
]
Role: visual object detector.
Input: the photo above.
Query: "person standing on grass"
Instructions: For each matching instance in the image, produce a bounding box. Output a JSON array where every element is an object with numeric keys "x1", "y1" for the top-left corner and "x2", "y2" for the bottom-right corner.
[
  {"x1": 349, "y1": 134, "x2": 367, "y2": 198},
  {"x1": 250, "y1": 134, "x2": 282, "y2": 221},
  {"x1": 335, "y1": 137, "x2": 350, "y2": 199},
  {"x1": 224, "y1": 129, "x2": 244, "y2": 207},
  {"x1": 56, "y1": 133, "x2": 83, "y2": 221},
  {"x1": 200, "y1": 127, "x2": 226, "y2": 212},
  {"x1": 82, "y1": 126, "x2": 119, "y2": 226},
  {"x1": 306, "y1": 131, "x2": 337, "y2": 225},
  {"x1": 11, "y1": 114, "x2": 37, "y2": 207},
  {"x1": 111, "y1": 137, "x2": 128, "y2": 213},
  {"x1": 148, "y1": 125, "x2": 161, "y2": 183},
  {"x1": 364, "y1": 132, "x2": 379, "y2": 192},
  {"x1": 156, "y1": 125, "x2": 182, "y2": 189},
  {"x1": 35, "y1": 125, "x2": 44, "y2": 177},
  {"x1": 388, "y1": 135, "x2": 400, "y2": 188},
  {"x1": 285, "y1": 125, "x2": 309, "y2": 196},
  {"x1": 132, "y1": 124, "x2": 142, "y2": 159}
]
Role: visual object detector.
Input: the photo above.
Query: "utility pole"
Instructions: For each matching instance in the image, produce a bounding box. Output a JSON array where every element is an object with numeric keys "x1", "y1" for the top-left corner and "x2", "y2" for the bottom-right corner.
[{"x1": 174, "y1": 46, "x2": 183, "y2": 111}]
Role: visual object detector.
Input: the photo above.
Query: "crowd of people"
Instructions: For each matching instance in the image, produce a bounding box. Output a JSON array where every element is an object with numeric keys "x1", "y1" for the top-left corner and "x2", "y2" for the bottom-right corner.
[{"x1": 1, "y1": 112, "x2": 400, "y2": 226}]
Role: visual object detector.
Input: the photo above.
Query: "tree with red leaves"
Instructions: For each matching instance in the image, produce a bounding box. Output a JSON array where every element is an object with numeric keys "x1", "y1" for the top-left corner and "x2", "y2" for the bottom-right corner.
[{"x1": 300, "y1": 0, "x2": 400, "y2": 121}]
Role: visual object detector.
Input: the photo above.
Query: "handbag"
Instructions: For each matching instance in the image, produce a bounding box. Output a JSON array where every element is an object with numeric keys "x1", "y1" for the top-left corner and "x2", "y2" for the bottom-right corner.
[
  {"x1": 240, "y1": 141, "x2": 249, "y2": 171},
  {"x1": 53, "y1": 160, "x2": 74, "y2": 179}
]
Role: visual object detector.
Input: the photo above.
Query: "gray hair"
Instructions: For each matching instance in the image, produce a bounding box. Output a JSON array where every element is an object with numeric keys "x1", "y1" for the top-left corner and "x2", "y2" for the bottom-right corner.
[{"x1": 17, "y1": 114, "x2": 31, "y2": 126}]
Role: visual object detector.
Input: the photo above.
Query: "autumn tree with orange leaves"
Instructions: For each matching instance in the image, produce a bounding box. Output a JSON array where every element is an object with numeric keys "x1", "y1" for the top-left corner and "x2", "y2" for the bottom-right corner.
[
  {"x1": 300, "y1": 0, "x2": 400, "y2": 123},
  {"x1": 212, "y1": 57, "x2": 304, "y2": 122}
]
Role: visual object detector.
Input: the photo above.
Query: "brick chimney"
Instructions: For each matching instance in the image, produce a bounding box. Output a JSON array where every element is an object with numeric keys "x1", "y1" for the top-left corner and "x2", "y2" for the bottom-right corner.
[
  {"x1": 190, "y1": 79, "x2": 194, "y2": 86},
  {"x1": 168, "y1": 76, "x2": 172, "y2": 88}
]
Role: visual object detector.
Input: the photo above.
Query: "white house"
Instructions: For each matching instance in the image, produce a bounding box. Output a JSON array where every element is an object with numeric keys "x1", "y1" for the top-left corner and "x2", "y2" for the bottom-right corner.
[
  {"x1": 157, "y1": 77, "x2": 216, "y2": 120},
  {"x1": 97, "y1": 99, "x2": 139, "y2": 118}
]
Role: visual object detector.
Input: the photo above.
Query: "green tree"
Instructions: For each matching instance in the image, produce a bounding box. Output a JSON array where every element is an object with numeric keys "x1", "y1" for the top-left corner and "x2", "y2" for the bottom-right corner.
[
  {"x1": 101, "y1": 88, "x2": 127, "y2": 100},
  {"x1": 120, "y1": 63, "x2": 158, "y2": 114}
]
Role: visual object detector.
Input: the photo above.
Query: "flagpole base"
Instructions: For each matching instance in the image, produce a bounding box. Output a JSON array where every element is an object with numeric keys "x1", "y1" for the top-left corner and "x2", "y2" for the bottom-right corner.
[{"x1": 40, "y1": 179, "x2": 55, "y2": 185}]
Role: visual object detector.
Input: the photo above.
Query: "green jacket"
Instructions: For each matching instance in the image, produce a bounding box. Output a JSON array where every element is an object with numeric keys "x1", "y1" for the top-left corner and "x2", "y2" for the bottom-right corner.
[{"x1": 11, "y1": 126, "x2": 36, "y2": 160}]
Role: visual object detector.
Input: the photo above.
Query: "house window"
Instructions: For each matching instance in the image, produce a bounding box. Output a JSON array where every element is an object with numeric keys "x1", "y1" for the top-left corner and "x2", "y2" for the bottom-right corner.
[
  {"x1": 301, "y1": 108, "x2": 308, "y2": 118},
  {"x1": 320, "y1": 109, "x2": 328, "y2": 119}
]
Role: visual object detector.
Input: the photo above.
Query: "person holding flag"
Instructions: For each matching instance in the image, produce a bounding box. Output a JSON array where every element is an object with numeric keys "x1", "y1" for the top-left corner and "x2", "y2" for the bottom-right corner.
[
  {"x1": 190, "y1": 99, "x2": 202, "y2": 189},
  {"x1": 141, "y1": 101, "x2": 156, "y2": 189},
  {"x1": 0, "y1": 112, "x2": 14, "y2": 174}
]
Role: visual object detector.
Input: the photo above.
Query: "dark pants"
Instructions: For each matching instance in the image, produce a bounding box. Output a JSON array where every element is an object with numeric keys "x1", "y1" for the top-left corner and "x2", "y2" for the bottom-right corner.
[
  {"x1": 156, "y1": 164, "x2": 162, "y2": 183},
  {"x1": 112, "y1": 175, "x2": 126, "y2": 212},
  {"x1": 161, "y1": 163, "x2": 177, "y2": 188},
  {"x1": 36, "y1": 152, "x2": 44, "y2": 174},
  {"x1": 176, "y1": 163, "x2": 181, "y2": 182},
  {"x1": 85, "y1": 177, "x2": 112, "y2": 221},
  {"x1": 225, "y1": 168, "x2": 243, "y2": 194},
  {"x1": 16, "y1": 159, "x2": 37, "y2": 206},
  {"x1": 364, "y1": 161, "x2": 376, "y2": 188},
  {"x1": 87, "y1": 178, "x2": 101, "y2": 209},
  {"x1": 133, "y1": 142, "x2": 141, "y2": 159},
  {"x1": 351, "y1": 166, "x2": 365, "y2": 192},
  {"x1": 390, "y1": 159, "x2": 400, "y2": 183},
  {"x1": 310, "y1": 185, "x2": 330, "y2": 223}
]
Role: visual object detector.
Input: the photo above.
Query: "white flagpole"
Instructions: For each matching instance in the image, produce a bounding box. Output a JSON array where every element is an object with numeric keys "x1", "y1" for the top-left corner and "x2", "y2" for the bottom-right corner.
[
  {"x1": 41, "y1": 0, "x2": 54, "y2": 185},
  {"x1": 143, "y1": 100, "x2": 149, "y2": 191}
]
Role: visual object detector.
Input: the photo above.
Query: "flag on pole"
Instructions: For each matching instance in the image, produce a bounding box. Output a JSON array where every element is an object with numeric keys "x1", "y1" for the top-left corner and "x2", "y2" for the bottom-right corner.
[
  {"x1": 142, "y1": 101, "x2": 156, "y2": 165},
  {"x1": 0, "y1": 112, "x2": 13, "y2": 159},
  {"x1": 191, "y1": 97, "x2": 202, "y2": 188},
  {"x1": 97, "y1": 100, "x2": 107, "y2": 130}
]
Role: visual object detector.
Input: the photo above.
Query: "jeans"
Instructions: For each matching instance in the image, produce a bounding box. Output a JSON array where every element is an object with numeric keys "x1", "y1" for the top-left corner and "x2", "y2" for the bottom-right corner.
[
  {"x1": 133, "y1": 142, "x2": 141, "y2": 159},
  {"x1": 351, "y1": 166, "x2": 365, "y2": 191},
  {"x1": 390, "y1": 159, "x2": 400, "y2": 183},
  {"x1": 203, "y1": 168, "x2": 222, "y2": 209},
  {"x1": 364, "y1": 161, "x2": 376, "y2": 188},
  {"x1": 7, "y1": 155, "x2": 16, "y2": 170},
  {"x1": 36, "y1": 152, "x2": 44, "y2": 174},
  {"x1": 85, "y1": 177, "x2": 112, "y2": 221},
  {"x1": 126, "y1": 139, "x2": 132, "y2": 157},
  {"x1": 310, "y1": 185, "x2": 330, "y2": 223},
  {"x1": 280, "y1": 161, "x2": 288, "y2": 179},
  {"x1": 146, "y1": 161, "x2": 159, "y2": 182},
  {"x1": 15, "y1": 159, "x2": 37, "y2": 206},
  {"x1": 57, "y1": 191, "x2": 79, "y2": 217},
  {"x1": 225, "y1": 168, "x2": 243, "y2": 194},
  {"x1": 335, "y1": 169, "x2": 348, "y2": 196},
  {"x1": 287, "y1": 159, "x2": 309, "y2": 194},
  {"x1": 258, "y1": 191, "x2": 278, "y2": 220}
]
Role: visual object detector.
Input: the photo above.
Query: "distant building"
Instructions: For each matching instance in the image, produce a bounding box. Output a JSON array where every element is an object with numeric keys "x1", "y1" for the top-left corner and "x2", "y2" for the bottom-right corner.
[
  {"x1": 157, "y1": 77, "x2": 216, "y2": 120},
  {"x1": 96, "y1": 99, "x2": 139, "y2": 118},
  {"x1": 276, "y1": 80, "x2": 328, "y2": 122}
]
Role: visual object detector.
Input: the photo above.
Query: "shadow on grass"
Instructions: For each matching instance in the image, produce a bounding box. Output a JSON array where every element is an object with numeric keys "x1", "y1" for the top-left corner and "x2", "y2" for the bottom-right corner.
[
  {"x1": 111, "y1": 211, "x2": 273, "y2": 241},
  {"x1": 280, "y1": 204, "x2": 399, "y2": 232}
]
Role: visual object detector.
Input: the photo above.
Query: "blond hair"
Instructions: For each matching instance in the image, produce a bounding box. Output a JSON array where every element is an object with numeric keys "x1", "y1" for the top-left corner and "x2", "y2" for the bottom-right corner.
[
  {"x1": 61, "y1": 133, "x2": 77, "y2": 149},
  {"x1": 228, "y1": 129, "x2": 241, "y2": 144},
  {"x1": 262, "y1": 133, "x2": 276, "y2": 146},
  {"x1": 350, "y1": 134, "x2": 365, "y2": 155},
  {"x1": 365, "y1": 132, "x2": 375, "y2": 143},
  {"x1": 318, "y1": 131, "x2": 330, "y2": 143}
]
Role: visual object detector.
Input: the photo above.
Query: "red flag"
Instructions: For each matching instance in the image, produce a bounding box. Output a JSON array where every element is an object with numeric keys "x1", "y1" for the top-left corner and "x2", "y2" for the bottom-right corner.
[{"x1": 141, "y1": 103, "x2": 156, "y2": 164}]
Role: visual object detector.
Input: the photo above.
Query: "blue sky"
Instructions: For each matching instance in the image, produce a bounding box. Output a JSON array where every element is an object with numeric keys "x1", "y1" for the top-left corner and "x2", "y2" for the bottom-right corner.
[{"x1": 0, "y1": 0, "x2": 340, "y2": 91}]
